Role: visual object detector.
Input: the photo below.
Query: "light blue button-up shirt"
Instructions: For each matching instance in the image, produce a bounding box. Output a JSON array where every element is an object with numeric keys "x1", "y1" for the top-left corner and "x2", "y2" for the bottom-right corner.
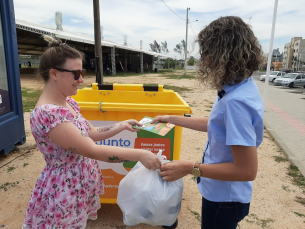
[{"x1": 197, "y1": 77, "x2": 264, "y2": 203}]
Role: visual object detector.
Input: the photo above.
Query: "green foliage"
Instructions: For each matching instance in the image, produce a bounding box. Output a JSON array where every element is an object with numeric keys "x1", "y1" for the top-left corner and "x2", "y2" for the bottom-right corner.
[
  {"x1": 190, "y1": 210, "x2": 201, "y2": 222},
  {"x1": 21, "y1": 88, "x2": 42, "y2": 112},
  {"x1": 173, "y1": 40, "x2": 186, "y2": 59},
  {"x1": 187, "y1": 58, "x2": 195, "y2": 66},
  {"x1": 282, "y1": 185, "x2": 291, "y2": 192},
  {"x1": 295, "y1": 196, "x2": 305, "y2": 206},
  {"x1": 0, "y1": 181, "x2": 19, "y2": 191},
  {"x1": 7, "y1": 165, "x2": 15, "y2": 172},
  {"x1": 245, "y1": 213, "x2": 274, "y2": 228},
  {"x1": 287, "y1": 164, "x2": 305, "y2": 188},
  {"x1": 294, "y1": 212, "x2": 305, "y2": 217},
  {"x1": 161, "y1": 41, "x2": 169, "y2": 55},
  {"x1": 149, "y1": 40, "x2": 161, "y2": 53},
  {"x1": 163, "y1": 85, "x2": 191, "y2": 93},
  {"x1": 272, "y1": 155, "x2": 288, "y2": 162}
]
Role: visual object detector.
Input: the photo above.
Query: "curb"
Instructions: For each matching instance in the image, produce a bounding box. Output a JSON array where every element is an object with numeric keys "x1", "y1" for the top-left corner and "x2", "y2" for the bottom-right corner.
[
  {"x1": 14, "y1": 142, "x2": 36, "y2": 151},
  {"x1": 264, "y1": 121, "x2": 305, "y2": 177}
]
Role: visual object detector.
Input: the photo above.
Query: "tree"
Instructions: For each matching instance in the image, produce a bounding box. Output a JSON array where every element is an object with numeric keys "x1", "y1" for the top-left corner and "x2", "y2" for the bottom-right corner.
[
  {"x1": 173, "y1": 40, "x2": 187, "y2": 60},
  {"x1": 149, "y1": 40, "x2": 161, "y2": 53},
  {"x1": 161, "y1": 41, "x2": 169, "y2": 55},
  {"x1": 187, "y1": 58, "x2": 195, "y2": 66}
]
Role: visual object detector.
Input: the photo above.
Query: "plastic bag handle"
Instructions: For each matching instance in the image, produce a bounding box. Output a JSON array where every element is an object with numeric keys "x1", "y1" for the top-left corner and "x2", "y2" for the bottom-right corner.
[{"x1": 157, "y1": 149, "x2": 167, "y2": 165}]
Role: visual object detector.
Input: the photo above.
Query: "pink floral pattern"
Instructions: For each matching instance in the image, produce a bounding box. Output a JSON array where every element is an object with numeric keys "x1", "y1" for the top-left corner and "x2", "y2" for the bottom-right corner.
[{"x1": 23, "y1": 97, "x2": 104, "y2": 229}]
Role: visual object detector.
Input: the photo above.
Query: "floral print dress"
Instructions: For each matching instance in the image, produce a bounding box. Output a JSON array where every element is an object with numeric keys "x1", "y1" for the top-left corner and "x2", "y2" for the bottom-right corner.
[{"x1": 23, "y1": 97, "x2": 104, "y2": 229}]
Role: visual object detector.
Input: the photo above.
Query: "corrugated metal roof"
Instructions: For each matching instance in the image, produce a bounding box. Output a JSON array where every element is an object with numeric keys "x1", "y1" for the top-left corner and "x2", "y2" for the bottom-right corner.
[{"x1": 15, "y1": 19, "x2": 173, "y2": 59}]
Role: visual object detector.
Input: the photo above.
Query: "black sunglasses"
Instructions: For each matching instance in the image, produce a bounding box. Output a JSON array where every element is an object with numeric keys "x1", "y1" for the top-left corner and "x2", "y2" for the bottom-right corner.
[{"x1": 54, "y1": 68, "x2": 86, "y2": 80}]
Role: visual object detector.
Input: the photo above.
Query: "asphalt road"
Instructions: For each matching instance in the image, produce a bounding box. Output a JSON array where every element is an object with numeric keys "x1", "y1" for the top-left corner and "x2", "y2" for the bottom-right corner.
[{"x1": 252, "y1": 72, "x2": 305, "y2": 175}]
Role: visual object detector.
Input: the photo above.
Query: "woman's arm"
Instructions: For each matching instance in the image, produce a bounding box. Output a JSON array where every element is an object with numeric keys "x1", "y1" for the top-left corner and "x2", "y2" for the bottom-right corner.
[
  {"x1": 88, "y1": 119, "x2": 142, "y2": 142},
  {"x1": 48, "y1": 121, "x2": 161, "y2": 170},
  {"x1": 160, "y1": 145, "x2": 258, "y2": 182},
  {"x1": 152, "y1": 115, "x2": 209, "y2": 132}
]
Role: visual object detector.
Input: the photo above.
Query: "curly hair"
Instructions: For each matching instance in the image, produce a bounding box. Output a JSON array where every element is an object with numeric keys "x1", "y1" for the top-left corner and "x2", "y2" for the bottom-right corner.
[{"x1": 196, "y1": 16, "x2": 264, "y2": 90}]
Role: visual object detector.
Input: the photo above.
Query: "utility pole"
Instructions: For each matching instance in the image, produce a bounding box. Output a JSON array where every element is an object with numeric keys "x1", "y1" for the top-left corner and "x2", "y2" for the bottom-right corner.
[
  {"x1": 184, "y1": 7, "x2": 190, "y2": 76},
  {"x1": 93, "y1": 0, "x2": 103, "y2": 84},
  {"x1": 263, "y1": 0, "x2": 278, "y2": 111}
]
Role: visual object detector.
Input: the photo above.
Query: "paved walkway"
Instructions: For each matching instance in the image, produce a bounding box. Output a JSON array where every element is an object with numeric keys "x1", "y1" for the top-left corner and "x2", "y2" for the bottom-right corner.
[{"x1": 253, "y1": 72, "x2": 305, "y2": 176}]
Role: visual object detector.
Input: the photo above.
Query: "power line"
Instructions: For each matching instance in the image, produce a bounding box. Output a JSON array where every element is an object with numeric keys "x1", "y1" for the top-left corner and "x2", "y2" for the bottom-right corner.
[
  {"x1": 161, "y1": 0, "x2": 185, "y2": 21},
  {"x1": 189, "y1": 22, "x2": 197, "y2": 36}
]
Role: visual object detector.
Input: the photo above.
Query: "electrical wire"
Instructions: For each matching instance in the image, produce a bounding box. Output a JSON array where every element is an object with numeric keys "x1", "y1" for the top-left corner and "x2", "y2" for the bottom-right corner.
[
  {"x1": 161, "y1": 0, "x2": 185, "y2": 21},
  {"x1": 189, "y1": 22, "x2": 197, "y2": 36}
]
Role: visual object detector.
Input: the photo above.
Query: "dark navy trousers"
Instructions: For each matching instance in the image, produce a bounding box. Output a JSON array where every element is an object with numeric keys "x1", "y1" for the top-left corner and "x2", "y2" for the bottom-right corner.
[{"x1": 201, "y1": 197, "x2": 250, "y2": 229}]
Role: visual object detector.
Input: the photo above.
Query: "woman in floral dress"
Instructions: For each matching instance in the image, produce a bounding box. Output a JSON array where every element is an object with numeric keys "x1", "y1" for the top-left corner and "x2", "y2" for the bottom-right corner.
[{"x1": 22, "y1": 36, "x2": 161, "y2": 229}]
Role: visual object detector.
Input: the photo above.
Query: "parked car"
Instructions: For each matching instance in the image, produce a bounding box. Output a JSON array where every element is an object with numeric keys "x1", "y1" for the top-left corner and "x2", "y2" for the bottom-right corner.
[
  {"x1": 273, "y1": 73, "x2": 305, "y2": 88},
  {"x1": 280, "y1": 69, "x2": 292, "y2": 73},
  {"x1": 260, "y1": 71, "x2": 286, "y2": 82}
]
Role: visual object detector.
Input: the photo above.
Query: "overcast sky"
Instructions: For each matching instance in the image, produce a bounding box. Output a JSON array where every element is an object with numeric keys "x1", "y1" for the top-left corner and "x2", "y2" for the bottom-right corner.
[{"x1": 13, "y1": 0, "x2": 305, "y2": 59}]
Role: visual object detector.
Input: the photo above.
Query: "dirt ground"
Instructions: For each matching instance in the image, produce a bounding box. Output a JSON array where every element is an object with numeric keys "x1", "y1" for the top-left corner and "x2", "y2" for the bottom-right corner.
[{"x1": 1, "y1": 70, "x2": 305, "y2": 228}]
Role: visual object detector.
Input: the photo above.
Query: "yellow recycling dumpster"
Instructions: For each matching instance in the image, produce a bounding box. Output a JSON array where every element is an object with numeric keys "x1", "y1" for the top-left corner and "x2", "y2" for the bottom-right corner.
[{"x1": 71, "y1": 83, "x2": 192, "y2": 204}]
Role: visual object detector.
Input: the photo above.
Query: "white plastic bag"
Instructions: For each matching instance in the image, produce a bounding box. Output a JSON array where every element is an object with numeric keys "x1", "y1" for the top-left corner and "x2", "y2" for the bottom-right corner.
[{"x1": 117, "y1": 150, "x2": 184, "y2": 226}]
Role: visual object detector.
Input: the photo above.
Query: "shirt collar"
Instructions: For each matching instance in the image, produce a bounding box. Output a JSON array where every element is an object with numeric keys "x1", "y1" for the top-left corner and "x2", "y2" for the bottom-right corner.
[{"x1": 222, "y1": 77, "x2": 251, "y2": 95}]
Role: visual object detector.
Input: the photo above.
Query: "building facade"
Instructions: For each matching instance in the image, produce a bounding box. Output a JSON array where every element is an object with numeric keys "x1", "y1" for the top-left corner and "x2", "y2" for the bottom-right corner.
[
  {"x1": 283, "y1": 37, "x2": 303, "y2": 70},
  {"x1": 272, "y1": 48, "x2": 283, "y2": 62},
  {"x1": 292, "y1": 39, "x2": 305, "y2": 71}
]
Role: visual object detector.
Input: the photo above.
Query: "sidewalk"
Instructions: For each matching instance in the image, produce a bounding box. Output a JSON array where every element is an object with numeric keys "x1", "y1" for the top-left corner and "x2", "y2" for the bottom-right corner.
[{"x1": 253, "y1": 72, "x2": 305, "y2": 176}]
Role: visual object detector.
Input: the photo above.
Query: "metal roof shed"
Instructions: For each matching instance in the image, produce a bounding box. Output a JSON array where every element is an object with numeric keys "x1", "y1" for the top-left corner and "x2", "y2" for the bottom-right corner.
[{"x1": 15, "y1": 19, "x2": 172, "y2": 75}]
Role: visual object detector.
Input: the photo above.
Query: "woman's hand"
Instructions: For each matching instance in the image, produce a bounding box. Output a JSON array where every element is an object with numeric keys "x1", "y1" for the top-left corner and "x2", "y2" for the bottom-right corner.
[
  {"x1": 122, "y1": 119, "x2": 142, "y2": 132},
  {"x1": 151, "y1": 115, "x2": 170, "y2": 124},
  {"x1": 159, "y1": 160, "x2": 192, "y2": 182},
  {"x1": 139, "y1": 151, "x2": 162, "y2": 170}
]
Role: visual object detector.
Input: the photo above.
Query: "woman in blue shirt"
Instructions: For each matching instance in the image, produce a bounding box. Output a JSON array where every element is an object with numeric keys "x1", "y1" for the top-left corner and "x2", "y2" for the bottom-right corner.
[{"x1": 153, "y1": 16, "x2": 264, "y2": 229}]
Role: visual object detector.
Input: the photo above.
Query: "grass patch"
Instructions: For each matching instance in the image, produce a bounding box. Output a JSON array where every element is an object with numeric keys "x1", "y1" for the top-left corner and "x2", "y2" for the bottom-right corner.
[
  {"x1": 79, "y1": 84, "x2": 92, "y2": 89},
  {"x1": 163, "y1": 85, "x2": 191, "y2": 93},
  {"x1": 104, "y1": 72, "x2": 146, "y2": 77},
  {"x1": 295, "y1": 196, "x2": 305, "y2": 206},
  {"x1": 0, "y1": 181, "x2": 19, "y2": 191},
  {"x1": 204, "y1": 109, "x2": 211, "y2": 112},
  {"x1": 273, "y1": 155, "x2": 288, "y2": 162},
  {"x1": 7, "y1": 165, "x2": 15, "y2": 172},
  {"x1": 163, "y1": 74, "x2": 196, "y2": 79},
  {"x1": 23, "y1": 163, "x2": 29, "y2": 167},
  {"x1": 294, "y1": 212, "x2": 305, "y2": 217},
  {"x1": 190, "y1": 210, "x2": 201, "y2": 222},
  {"x1": 21, "y1": 88, "x2": 42, "y2": 112},
  {"x1": 286, "y1": 164, "x2": 305, "y2": 190},
  {"x1": 245, "y1": 213, "x2": 274, "y2": 228},
  {"x1": 282, "y1": 185, "x2": 291, "y2": 192}
]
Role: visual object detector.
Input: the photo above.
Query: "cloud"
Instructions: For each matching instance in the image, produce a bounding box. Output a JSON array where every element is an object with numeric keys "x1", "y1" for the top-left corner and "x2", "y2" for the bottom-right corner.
[
  {"x1": 71, "y1": 19, "x2": 83, "y2": 23},
  {"x1": 13, "y1": 0, "x2": 305, "y2": 58}
]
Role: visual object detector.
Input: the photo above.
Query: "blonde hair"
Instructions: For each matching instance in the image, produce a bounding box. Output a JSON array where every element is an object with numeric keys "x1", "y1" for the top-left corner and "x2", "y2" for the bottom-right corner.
[
  {"x1": 38, "y1": 35, "x2": 84, "y2": 82},
  {"x1": 196, "y1": 16, "x2": 264, "y2": 90}
]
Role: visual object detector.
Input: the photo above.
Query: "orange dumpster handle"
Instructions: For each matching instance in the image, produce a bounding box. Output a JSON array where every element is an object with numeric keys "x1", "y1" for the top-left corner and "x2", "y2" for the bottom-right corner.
[{"x1": 91, "y1": 83, "x2": 164, "y2": 92}]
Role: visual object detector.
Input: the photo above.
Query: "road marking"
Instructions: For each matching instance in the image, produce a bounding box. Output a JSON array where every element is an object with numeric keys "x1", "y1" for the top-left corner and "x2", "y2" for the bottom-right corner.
[{"x1": 266, "y1": 101, "x2": 305, "y2": 137}]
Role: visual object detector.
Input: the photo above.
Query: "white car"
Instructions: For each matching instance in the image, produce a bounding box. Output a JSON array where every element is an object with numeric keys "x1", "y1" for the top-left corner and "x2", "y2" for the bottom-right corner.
[
  {"x1": 260, "y1": 71, "x2": 286, "y2": 82},
  {"x1": 273, "y1": 73, "x2": 305, "y2": 88}
]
